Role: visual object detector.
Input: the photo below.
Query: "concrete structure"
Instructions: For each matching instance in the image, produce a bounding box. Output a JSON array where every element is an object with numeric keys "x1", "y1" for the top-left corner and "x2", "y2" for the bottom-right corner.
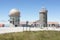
[
  {"x1": 39, "y1": 7, "x2": 48, "y2": 27},
  {"x1": 33, "y1": 20, "x2": 59, "y2": 27},
  {"x1": 47, "y1": 22, "x2": 59, "y2": 27},
  {"x1": 20, "y1": 21, "x2": 32, "y2": 27},
  {"x1": 9, "y1": 9, "x2": 20, "y2": 27}
]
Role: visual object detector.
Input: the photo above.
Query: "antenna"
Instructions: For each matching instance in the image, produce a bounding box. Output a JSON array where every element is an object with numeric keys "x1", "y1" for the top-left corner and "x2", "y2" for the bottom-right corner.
[{"x1": 42, "y1": 3, "x2": 46, "y2": 9}]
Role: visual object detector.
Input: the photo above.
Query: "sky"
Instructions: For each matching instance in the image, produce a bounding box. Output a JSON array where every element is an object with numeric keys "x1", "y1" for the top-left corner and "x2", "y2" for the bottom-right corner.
[{"x1": 0, "y1": 0, "x2": 60, "y2": 23}]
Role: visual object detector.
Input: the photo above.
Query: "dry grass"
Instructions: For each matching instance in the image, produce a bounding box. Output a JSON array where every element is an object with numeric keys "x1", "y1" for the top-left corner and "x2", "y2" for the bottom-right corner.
[{"x1": 0, "y1": 31, "x2": 60, "y2": 40}]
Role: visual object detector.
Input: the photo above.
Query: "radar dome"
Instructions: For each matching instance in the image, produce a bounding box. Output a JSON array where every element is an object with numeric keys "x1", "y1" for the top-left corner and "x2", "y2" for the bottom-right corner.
[{"x1": 9, "y1": 9, "x2": 20, "y2": 16}]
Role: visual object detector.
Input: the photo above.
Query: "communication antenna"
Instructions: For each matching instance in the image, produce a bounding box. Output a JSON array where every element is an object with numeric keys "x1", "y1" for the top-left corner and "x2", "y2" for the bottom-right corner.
[{"x1": 42, "y1": 3, "x2": 46, "y2": 9}]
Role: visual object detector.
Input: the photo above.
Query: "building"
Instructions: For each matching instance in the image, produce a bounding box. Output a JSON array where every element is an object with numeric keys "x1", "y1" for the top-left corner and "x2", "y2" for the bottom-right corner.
[
  {"x1": 20, "y1": 21, "x2": 59, "y2": 27},
  {"x1": 2, "y1": 7, "x2": 58, "y2": 27},
  {"x1": 0, "y1": 23, "x2": 4, "y2": 27},
  {"x1": 9, "y1": 9, "x2": 20, "y2": 27},
  {"x1": 20, "y1": 21, "x2": 33, "y2": 27},
  {"x1": 32, "y1": 20, "x2": 59, "y2": 27},
  {"x1": 47, "y1": 22, "x2": 59, "y2": 27},
  {"x1": 39, "y1": 7, "x2": 48, "y2": 27}
]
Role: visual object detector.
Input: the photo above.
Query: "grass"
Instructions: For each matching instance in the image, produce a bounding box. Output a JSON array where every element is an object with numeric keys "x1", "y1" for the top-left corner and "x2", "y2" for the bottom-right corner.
[{"x1": 0, "y1": 31, "x2": 60, "y2": 40}]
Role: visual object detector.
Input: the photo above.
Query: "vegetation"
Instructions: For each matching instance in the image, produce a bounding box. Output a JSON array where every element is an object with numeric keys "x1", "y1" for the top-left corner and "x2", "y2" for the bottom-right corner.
[{"x1": 0, "y1": 31, "x2": 60, "y2": 40}]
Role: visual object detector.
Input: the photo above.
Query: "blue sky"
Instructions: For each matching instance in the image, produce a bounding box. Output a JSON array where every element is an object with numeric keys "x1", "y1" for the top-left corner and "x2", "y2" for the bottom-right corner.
[{"x1": 0, "y1": 0, "x2": 60, "y2": 22}]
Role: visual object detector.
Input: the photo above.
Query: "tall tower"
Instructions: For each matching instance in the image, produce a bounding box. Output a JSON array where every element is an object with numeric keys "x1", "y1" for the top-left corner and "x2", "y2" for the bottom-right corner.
[
  {"x1": 39, "y1": 7, "x2": 48, "y2": 27},
  {"x1": 9, "y1": 9, "x2": 20, "y2": 27}
]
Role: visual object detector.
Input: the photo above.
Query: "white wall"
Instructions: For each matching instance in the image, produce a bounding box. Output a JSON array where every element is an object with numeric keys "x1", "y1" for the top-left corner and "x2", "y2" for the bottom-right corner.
[{"x1": 0, "y1": 27, "x2": 60, "y2": 34}]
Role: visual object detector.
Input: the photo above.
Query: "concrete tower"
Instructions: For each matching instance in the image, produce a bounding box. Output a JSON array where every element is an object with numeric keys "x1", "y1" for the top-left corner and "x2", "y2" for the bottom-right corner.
[
  {"x1": 39, "y1": 7, "x2": 48, "y2": 27},
  {"x1": 9, "y1": 9, "x2": 20, "y2": 27}
]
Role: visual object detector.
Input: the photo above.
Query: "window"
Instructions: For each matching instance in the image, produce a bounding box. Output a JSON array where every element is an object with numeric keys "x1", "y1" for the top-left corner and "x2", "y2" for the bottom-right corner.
[
  {"x1": 52, "y1": 24, "x2": 55, "y2": 27},
  {"x1": 10, "y1": 21, "x2": 12, "y2": 23},
  {"x1": 15, "y1": 25, "x2": 18, "y2": 27}
]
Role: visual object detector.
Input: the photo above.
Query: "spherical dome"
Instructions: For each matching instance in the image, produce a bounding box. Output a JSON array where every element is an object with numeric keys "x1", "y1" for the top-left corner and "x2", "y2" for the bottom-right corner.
[
  {"x1": 9, "y1": 9, "x2": 20, "y2": 16},
  {"x1": 40, "y1": 7, "x2": 47, "y2": 12}
]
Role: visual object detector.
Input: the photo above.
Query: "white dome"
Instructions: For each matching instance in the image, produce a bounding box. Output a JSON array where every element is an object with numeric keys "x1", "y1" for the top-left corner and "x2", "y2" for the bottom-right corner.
[{"x1": 9, "y1": 9, "x2": 20, "y2": 15}]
